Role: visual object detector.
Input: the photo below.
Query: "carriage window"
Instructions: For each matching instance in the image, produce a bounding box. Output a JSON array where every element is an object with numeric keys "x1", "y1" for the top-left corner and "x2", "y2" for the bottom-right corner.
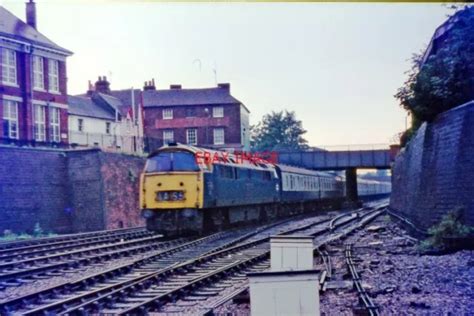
[{"x1": 146, "y1": 151, "x2": 199, "y2": 172}]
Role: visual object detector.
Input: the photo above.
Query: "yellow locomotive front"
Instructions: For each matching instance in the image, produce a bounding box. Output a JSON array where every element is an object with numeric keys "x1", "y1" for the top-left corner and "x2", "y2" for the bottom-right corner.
[{"x1": 140, "y1": 145, "x2": 206, "y2": 235}]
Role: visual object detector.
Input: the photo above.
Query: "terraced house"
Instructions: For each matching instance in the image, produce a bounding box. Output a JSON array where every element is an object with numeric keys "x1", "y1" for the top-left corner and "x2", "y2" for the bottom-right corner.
[
  {"x1": 0, "y1": 1, "x2": 73, "y2": 146},
  {"x1": 142, "y1": 82, "x2": 250, "y2": 151}
]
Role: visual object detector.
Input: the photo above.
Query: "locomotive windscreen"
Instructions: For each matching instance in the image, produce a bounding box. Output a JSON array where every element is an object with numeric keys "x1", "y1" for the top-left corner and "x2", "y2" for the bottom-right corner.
[{"x1": 146, "y1": 151, "x2": 200, "y2": 172}]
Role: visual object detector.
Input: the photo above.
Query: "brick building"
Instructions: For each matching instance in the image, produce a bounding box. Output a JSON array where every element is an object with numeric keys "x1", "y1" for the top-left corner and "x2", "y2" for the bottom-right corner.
[
  {"x1": 0, "y1": 1, "x2": 73, "y2": 146},
  {"x1": 143, "y1": 82, "x2": 250, "y2": 151}
]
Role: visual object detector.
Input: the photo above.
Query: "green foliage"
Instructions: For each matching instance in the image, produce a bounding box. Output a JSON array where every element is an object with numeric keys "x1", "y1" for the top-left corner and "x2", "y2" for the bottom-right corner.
[
  {"x1": 251, "y1": 110, "x2": 308, "y2": 152},
  {"x1": 33, "y1": 222, "x2": 44, "y2": 237},
  {"x1": 419, "y1": 207, "x2": 473, "y2": 251},
  {"x1": 395, "y1": 6, "x2": 474, "y2": 123}
]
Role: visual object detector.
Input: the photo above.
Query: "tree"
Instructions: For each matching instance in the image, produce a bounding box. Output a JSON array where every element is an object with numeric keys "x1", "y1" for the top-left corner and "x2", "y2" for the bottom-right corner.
[
  {"x1": 395, "y1": 6, "x2": 474, "y2": 124},
  {"x1": 251, "y1": 110, "x2": 308, "y2": 151}
]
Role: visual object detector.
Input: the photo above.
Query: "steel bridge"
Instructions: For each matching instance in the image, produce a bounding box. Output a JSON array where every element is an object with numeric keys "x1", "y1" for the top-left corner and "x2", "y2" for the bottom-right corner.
[{"x1": 276, "y1": 144, "x2": 400, "y2": 203}]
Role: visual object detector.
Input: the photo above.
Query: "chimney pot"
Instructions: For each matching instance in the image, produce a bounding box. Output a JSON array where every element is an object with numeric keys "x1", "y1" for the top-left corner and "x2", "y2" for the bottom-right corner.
[{"x1": 94, "y1": 75, "x2": 110, "y2": 94}]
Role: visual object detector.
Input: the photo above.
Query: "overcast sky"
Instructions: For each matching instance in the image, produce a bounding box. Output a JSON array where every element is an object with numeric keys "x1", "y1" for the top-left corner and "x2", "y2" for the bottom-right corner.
[{"x1": 1, "y1": 1, "x2": 450, "y2": 146}]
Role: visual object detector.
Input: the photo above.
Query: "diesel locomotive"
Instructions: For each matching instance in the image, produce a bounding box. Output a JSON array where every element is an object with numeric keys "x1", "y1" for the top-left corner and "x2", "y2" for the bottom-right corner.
[{"x1": 140, "y1": 144, "x2": 390, "y2": 236}]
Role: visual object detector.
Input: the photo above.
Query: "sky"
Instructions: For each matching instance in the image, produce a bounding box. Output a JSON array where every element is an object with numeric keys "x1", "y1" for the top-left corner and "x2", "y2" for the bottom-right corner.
[{"x1": 1, "y1": 1, "x2": 451, "y2": 146}]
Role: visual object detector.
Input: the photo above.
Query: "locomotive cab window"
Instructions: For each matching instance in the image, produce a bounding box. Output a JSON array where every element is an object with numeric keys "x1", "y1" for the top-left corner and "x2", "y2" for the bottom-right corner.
[{"x1": 146, "y1": 151, "x2": 200, "y2": 173}]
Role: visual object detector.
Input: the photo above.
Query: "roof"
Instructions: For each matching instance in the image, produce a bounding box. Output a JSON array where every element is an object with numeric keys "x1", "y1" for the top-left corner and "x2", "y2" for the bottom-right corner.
[
  {"x1": 143, "y1": 87, "x2": 243, "y2": 108},
  {"x1": 0, "y1": 6, "x2": 72, "y2": 55},
  {"x1": 68, "y1": 95, "x2": 115, "y2": 120},
  {"x1": 109, "y1": 89, "x2": 142, "y2": 116},
  {"x1": 76, "y1": 89, "x2": 140, "y2": 117}
]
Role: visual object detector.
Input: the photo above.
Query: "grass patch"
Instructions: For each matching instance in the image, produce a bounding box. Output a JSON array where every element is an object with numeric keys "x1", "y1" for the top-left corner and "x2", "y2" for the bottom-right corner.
[{"x1": 1, "y1": 223, "x2": 57, "y2": 242}]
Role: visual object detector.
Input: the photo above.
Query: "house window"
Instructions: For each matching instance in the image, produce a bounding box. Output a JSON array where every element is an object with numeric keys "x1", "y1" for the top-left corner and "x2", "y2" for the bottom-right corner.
[
  {"x1": 48, "y1": 59, "x2": 59, "y2": 93},
  {"x1": 213, "y1": 106, "x2": 224, "y2": 118},
  {"x1": 186, "y1": 128, "x2": 197, "y2": 145},
  {"x1": 106, "y1": 122, "x2": 111, "y2": 134},
  {"x1": 162, "y1": 108, "x2": 173, "y2": 120},
  {"x1": 33, "y1": 56, "x2": 44, "y2": 90},
  {"x1": 34, "y1": 104, "x2": 46, "y2": 141},
  {"x1": 1, "y1": 48, "x2": 17, "y2": 85},
  {"x1": 163, "y1": 130, "x2": 174, "y2": 144},
  {"x1": 78, "y1": 118, "x2": 84, "y2": 132},
  {"x1": 185, "y1": 108, "x2": 196, "y2": 117},
  {"x1": 2, "y1": 100, "x2": 18, "y2": 139},
  {"x1": 213, "y1": 127, "x2": 225, "y2": 145},
  {"x1": 50, "y1": 107, "x2": 60, "y2": 142}
]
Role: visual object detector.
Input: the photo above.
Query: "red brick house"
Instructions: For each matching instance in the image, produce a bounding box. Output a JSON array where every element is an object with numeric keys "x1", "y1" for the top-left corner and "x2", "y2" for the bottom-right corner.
[
  {"x1": 142, "y1": 83, "x2": 250, "y2": 152},
  {"x1": 0, "y1": 1, "x2": 73, "y2": 146}
]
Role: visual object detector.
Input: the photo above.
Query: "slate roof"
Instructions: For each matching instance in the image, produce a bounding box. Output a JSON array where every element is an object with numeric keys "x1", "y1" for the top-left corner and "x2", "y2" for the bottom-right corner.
[
  {"x1": 0, "y1": 6, "x2": 72, "y2": 55},
  {"x1": 75, "y1": 89, "x2": 139, "y2": 117},
  {"x1": 143, "y1": 87, "x2": 243, "y2": 108},
  {"x1": 68, "y1": 95, "x2": 115, "y2": 120},
  {"x1": 109, "y1": 89, "x2": 142, "y2": 117}
]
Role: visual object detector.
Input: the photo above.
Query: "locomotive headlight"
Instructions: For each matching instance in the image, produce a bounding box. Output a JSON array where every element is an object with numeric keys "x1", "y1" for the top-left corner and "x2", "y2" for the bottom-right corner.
[{"x1": 142, "y1": 209, "x2": 155, "y2": 219}]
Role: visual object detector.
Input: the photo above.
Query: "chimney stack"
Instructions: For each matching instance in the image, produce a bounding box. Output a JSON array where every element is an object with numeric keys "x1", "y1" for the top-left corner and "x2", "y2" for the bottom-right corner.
[
  {"x1": 170, "y1": 84, "x2": 182, "y2": 89},
  {"x1": 218, "y1": 83, "x2": 230, "y2": 92},
  {"x1": 143, "y1": 78, "x2": 156, "y2": 91},
  {"x1": 94, "y1": 76, "x2": 111, "y2": 94},
  {"x1": 26, "y1": 0, "x2": 37, "y2": 29}
]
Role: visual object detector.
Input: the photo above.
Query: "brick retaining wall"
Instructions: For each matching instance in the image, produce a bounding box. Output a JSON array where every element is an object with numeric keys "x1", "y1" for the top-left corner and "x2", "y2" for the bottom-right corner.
[
  {"x1": 390, "y1": 101, "x2": 474, "y2": 230},
  {"x1": 0, "y1": 146, "x2": 145, "y2": 234}
]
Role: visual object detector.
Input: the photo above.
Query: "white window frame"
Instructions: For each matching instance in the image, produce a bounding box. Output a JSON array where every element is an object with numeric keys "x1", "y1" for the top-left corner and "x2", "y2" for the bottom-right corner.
[
  {"x1": 213, "y1": 127, "x2": 225, "y2": 145},
  {"x1": 34, "y1": 104, "x2": 46, "y2": 141},
  {"x1": 50, "y1": 107, "x2": 60, "y2": 142},
  {"x1": 33, "y1": 55, "x2": 45, "y2": 90},
  {"x1": 162, "y1": 108, "x2": 173, "y2": 120},
  {"x1": 163, "y1": 130, "x2": 174, "y2": 144},
  {"x1": 48, "y1": 59, "x2": 60, "y2": 93},
  {"x1": 105, "y1": 122, "x2": 111, "y2": 135},
  {"x1": 78, "y1": 118, "x2": 84, "y2": 132},
  {"x1": 186, "y1": 128, "x2": 197, "y2": 145},
  {"x1": 3, "y1": 100, "x2": 19, "y2": 139},
  {"x1": 1, "y1": 48, "x2": 17, "y2": 86},
  {"x1": 213, "y1": 106, "x2": 224, "y2": 118}
]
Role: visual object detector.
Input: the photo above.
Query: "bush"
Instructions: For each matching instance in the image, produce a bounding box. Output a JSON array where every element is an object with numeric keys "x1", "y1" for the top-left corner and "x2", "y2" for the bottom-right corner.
[{"x1": 419, "y1": 208, "x2": 473, "y2": 251}]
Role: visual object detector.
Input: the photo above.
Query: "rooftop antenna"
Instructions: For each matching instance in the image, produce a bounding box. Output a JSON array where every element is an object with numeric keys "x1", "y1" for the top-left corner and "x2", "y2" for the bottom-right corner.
[
  {"x1": 193, "y1": 59, "x2": 202, "y2": 72},
  {"x1": 212, "y1": 61, "x2": 217, "y2": 85}
]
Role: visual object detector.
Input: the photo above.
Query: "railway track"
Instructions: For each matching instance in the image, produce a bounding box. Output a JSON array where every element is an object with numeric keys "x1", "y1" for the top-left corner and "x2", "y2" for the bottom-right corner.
[
  {"x1": 0, "y1": 212, "x2": 335, "y2": 315},
  {"x1": 0, "y1": 227, "x2": 148, "y2": 251},
  {"x1": 0, "y1": 235, "x2": 186, "y2": 286},
  {"x1": 0, "y1": 203, "x2": 386, "y2": 315},
  {"x1": 198, "y1": 205, "x2": 386, "y2": 316},
  {"x1": 62, "y1": 209, "x2": 382, "y2": 314},
  {"x1": 0, "y1": 228, "x2": 154, "y2": 263},
  {"x1": 345, "y1": 244, "x2": 380, "y2": 316}
]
